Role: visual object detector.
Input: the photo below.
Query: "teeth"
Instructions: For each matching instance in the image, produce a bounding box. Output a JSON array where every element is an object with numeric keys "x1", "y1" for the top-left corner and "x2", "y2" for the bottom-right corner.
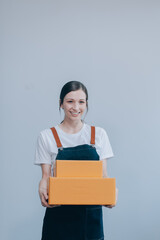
[{"x1": 71, "y1": 112, "x2": 79, "y2": 114}]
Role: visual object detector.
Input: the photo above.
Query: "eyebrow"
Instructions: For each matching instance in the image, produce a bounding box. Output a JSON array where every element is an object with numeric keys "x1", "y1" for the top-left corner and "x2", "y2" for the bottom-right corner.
[{"x1": 66, "y1": 98, "x2": 86, "y2": 100}]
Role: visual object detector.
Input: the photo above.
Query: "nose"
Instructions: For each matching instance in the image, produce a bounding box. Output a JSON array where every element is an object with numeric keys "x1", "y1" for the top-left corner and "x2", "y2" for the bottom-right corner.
[{"x1": 72, "y1": 102, "x2": 79, "y2": 111}]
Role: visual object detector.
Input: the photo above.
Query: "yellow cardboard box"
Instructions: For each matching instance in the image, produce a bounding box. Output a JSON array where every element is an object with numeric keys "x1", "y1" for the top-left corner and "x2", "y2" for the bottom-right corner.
[
  {"x1": 48, "y1": 177, "x2": 116, "y2": 205},
  {"x1": 49, "y1": 160, "x2": 116, "y2": 205},
  {"x1": 54, "y1": 160, "x2": 103, "y2": 178}
]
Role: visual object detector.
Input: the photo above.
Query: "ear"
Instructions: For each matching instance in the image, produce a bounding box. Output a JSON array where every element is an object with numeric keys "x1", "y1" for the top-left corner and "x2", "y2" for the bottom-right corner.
[{"x1": 59, "y1": 99, "x2": 64, "y2": 109}]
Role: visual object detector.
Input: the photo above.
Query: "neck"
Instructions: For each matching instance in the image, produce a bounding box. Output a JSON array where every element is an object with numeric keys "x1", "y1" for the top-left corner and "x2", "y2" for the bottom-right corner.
[{"x1": 60, "y1": 118, "x2": 84, "y2": 134}]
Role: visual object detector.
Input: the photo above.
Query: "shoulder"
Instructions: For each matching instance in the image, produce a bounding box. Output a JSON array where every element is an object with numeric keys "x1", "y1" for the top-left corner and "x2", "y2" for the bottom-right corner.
[
  {"x1": 84, "y1": 123, "x2": 109, "y2": 140},
  {"x1": 36, "y1": 127, "x2": 58, "y2": 153},
  {"x1": 83, "y1": 123, "x2": 108, "y2": 135},
  {"x1": 94, "y1": 125, "x2": 114, "y2": 159},
  {"x1": 37, "y1": 127, "x2": 55, "y2": 147},
  {"x1": 95, "y1": 126, "x2": 110, "y2": 144},
  {"x1": 38, "y1": 128, "x2": 52, "y2": 139},
  {"x1": 95, "y1": 126, "x2": 107, "y2": 135}
]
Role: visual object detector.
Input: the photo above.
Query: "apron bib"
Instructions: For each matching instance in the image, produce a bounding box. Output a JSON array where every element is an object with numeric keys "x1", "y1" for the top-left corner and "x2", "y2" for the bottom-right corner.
[{"x1": 41, "y1": 126, "x2": 104, "y2": 240}]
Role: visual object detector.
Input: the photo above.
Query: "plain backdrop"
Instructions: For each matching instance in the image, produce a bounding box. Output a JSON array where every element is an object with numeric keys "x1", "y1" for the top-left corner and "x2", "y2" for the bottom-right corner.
[{"x1": 1, "y1": 1, "x2": 160, "y2": 239}]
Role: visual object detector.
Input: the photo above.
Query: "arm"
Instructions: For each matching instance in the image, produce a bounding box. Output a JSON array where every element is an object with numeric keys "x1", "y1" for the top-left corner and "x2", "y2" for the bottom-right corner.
[
  {"x1": 102, "y1": 158, "x2": 118, "y2": 208},
  {"x1": 102, "y1": 158, "x2": 108, "y2": 177},
  {"x1": 35, "y1": 133, "x2": 60, "y2": 207},
  {"x1": 39, "y1": 164, "x2": 52, "y2": 208},
  {"x1": 39, "y1": 164, "x2": 61, "y2": 208}
]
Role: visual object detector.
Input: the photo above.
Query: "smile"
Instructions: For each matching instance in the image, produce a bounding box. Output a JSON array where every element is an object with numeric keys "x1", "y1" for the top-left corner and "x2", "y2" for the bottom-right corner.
[{"x1": 70, "y1": 112, "x2": 80, "y2": 115}]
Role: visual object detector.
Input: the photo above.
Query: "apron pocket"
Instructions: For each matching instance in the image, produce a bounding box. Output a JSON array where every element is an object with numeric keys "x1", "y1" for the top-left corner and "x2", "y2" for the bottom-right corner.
[{"x1": 85, "y1": 206, "x2": 104, "y2": 240}]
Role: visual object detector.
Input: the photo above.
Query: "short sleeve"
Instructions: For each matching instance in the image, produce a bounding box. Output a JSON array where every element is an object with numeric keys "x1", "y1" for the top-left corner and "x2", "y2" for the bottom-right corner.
[
  {"x1": 99, "y1": 128, "x2": 114, "y2": 160},
  {"x1": 34, "y1": 132, "x2": 52, "y2": 165}
]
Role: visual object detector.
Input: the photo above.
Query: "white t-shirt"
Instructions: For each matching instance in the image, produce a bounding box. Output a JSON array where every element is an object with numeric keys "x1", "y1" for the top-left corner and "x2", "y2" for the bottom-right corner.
[{"x1": 34, "y1": 123, "x2": 114, "y2": 166}]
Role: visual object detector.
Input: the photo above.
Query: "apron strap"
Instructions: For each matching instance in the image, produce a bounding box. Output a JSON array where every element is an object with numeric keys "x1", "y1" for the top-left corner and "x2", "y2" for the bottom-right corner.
[
  {"x1": 91, "y1": 126, "x2": 95, "y2": 145},
  {"x1": 50, "y1": 127, "x2": 63, "y2": 149},
  {"x1": 51, "y1": 125, "x2": 95, "y2": 148}
]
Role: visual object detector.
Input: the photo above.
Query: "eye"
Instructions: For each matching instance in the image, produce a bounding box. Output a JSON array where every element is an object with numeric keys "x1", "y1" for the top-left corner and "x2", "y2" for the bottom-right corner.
[
  {"x1": 67, "y1": 101, "x2": 73, "y2": 103},
  {"x1": 80, "y1": 101, "x2": 85, "y2": 104}
]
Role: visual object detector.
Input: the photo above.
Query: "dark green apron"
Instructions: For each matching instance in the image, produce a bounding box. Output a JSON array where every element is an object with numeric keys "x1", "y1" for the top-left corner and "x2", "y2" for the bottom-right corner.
[{"x1": 41, "y1": 128, "x2": 104, "y2": 240}]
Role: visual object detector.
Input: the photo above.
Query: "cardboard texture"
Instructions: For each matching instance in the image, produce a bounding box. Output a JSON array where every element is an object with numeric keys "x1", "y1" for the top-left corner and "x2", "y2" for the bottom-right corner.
[
  {"x1": 49, "y1": 177, "x2": 116, "y2": 205},
  {"x1": 54, "y1": 160, "x2": 103, "y2": 178},
  {"x1": 49, "y1": 160, "x2": 116, "y2": 205}
]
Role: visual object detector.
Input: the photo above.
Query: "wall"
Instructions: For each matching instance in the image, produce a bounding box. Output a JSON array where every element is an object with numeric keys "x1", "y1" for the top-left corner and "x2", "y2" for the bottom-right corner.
[{"x1": 1, "y1": 1, "x2": 160, "y2": 239}]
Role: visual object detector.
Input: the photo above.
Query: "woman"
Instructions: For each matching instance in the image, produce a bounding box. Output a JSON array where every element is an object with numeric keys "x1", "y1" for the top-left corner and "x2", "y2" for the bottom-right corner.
[{"x1": 35, "y1": 81, "x2": 115, "y2": 240}]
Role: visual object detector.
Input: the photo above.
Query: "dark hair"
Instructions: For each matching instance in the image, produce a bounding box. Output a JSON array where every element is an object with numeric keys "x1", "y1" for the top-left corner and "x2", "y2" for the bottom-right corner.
[{"x1": 59, "y1": 81, "x2": 88, "y2": 112}]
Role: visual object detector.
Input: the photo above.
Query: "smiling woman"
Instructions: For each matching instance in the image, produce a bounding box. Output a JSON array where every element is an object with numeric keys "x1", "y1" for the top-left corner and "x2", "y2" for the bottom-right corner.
[
  {"x1": 62, "y1": 90, "x2": 86, "y2": 116},
  {"x1": 59, "y1": 81, "x2": 88, "y2": 121},
  {"x1": 34, "y1": 81, "x2": 115, "y2": 240},
  {"x1": 59, "y1": 89, "x2": 87, "y2": 132}
]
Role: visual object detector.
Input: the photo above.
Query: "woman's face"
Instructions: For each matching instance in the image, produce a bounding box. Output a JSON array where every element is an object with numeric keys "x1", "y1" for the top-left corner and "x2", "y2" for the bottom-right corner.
[{"x1": 61, "y1": 89, "x2": 87, "y2": 122}]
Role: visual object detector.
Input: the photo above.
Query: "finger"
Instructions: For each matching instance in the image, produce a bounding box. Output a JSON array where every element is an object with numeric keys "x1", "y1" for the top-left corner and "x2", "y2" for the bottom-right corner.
[
  {"x1": 41, "y1": 194, "x2": 50, "y2": 208},
  {"x1": 49, "y1": 204, "x2": 61, "y2": 208},
  {"x1": 108, "y1": 205, "x2": 115, "y2": 208},
  {"x1": 103, "y1": 205, "x2": 115, "y2": 208},
  {"x1": 40, "y1": 193, "x2": 61, "y2": 208},
  {"x1": 43, "y1": 192, "x2": 48, "y2": 200}
]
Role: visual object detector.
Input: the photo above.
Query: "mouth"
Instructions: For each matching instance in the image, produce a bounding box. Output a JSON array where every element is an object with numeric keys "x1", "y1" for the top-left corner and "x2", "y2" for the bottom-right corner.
[{"x1": 70, "y1": 111, "x2": 80, "y2": 116}]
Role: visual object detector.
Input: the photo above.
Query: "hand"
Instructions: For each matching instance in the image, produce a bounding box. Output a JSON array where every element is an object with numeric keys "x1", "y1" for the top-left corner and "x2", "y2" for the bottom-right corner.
[
  {"x1": 38, "y1": 178, "x2": 60, "y2": 208},
  {"x1": 103, "y1": 204, "x2": 115, "y2": 208}
]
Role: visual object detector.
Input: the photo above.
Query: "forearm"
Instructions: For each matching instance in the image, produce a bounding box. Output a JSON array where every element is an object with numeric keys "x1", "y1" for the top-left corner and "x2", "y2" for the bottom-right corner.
[
  {"x1": 39, "y1": 164, "x2": 60, "y2": 208},
  {"x1": 102, "y1": 159, "x2": 108, "y2": 177},
  {"x1": 102, "y1": 158, "x2": 118, "y2": 208},
  {"x1": 41, "y1": 164, "x2": 52, "y2": 179},
  {"x1": 39, "y1": 164, "x2": 51, "y2": 207}
]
